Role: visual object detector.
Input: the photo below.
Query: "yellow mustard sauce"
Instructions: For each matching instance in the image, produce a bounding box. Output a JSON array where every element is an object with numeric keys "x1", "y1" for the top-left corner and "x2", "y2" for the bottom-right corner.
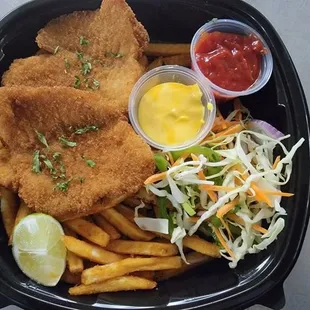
[{"x1": 138, "y1": 82, "x2": 205, "y2": 146}]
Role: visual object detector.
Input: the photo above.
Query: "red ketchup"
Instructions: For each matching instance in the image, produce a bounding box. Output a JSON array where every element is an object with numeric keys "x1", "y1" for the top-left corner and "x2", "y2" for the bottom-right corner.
[{"x1": 195, "y1": 32, "x2": 266, "y2": 92}]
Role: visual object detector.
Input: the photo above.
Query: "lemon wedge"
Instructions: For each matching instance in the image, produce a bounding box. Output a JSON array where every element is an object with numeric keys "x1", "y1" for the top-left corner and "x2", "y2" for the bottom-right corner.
[{"x1": 12, "y1": 213, "x2": 67, "y2": 286}]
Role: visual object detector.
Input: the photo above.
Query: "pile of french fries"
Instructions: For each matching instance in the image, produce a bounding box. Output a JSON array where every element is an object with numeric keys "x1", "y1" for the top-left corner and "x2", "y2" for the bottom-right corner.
[
  {"x1": 0, "y1": 186, "x2": 220, "y2": 296},
  {"x1": 145, "y1": 43, "x2": 191, "y2": 71}
]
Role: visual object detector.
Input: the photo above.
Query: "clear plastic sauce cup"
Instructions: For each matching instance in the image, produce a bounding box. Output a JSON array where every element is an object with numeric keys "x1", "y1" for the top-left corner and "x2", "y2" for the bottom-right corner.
[
  {"x1": 128, "y1": 65, "x2": 216, "y2": 151},
  {"x1": 190, "y1": 19, "x2": 273, "y2": 101}
]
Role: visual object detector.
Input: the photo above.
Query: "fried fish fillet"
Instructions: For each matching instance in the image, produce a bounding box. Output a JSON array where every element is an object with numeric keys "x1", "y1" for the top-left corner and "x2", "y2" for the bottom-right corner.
[
  {"x1": 36, "y1": 0, "x2": 148, "y2": 60},
  {"x1": 2, "y1": 0, "x2": 149, "y2": 114},
  {"x1": 2, "y1": 51, "x2": 144, "y2": 112},
  {"x1": 0, "y1": 86, "x2": 154, "y2": 221}
]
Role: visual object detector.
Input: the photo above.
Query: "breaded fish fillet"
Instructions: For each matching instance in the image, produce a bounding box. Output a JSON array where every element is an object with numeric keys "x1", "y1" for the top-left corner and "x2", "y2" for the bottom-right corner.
[
  {"x1": 2, "y1": 51, "x2": 144, "y2": 112},
  {"x1": 0, "y1": 87, "x2": 154, "y2": 221},
  {"x1": 2, "y1": 0, "x2": 149, "y2": 114},
  {"x1": 36, "y1": 0, "x2": 148, "y2": 60}
]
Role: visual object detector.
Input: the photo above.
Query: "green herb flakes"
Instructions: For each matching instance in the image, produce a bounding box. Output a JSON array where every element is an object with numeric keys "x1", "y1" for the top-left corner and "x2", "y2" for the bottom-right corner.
[
  {"x1": 34, "y1": 130, "x2": 49, "y2": 149},
  {"x1": 53, "y1": 152, "x2": 61, "y2": 161},
  {"x1": 59, "y1": 136, "x2": 77, "y2": 148},
  {"x1": 81, "y1": 61, "x2": 92, "y2": 75},
  {"x1": 76, "y1": 51, "x2": 84, "y2": 60},
  {"x1": 74, "y1": 125, "x2": 99, "y2": 135},
  {"x1": 54, "y1": 178, "x2": 72, "y2": 192},
  {"x1": 105, "y1": 52, "x2": 123, "y2": 58},
  {"x1": 80, "y1": 36, "x2": 89, "y2": 46},
  {"x1": 81, "y1": 155, "x2": 96, "y2": 168},
  {"x1": 92, "y1": 79, "x2": 100, "y2": 90},
  {"x1": 32, "y1": 150, "x2": 41, "y2": 174},
  {"x1": 74, "y1": 76, "x2": 81, "y2": 89}
]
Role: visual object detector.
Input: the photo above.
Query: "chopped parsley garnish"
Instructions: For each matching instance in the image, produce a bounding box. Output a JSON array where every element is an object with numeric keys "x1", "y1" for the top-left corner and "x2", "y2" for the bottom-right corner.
[
  {"x1": 54, "y1": 46, "x2": 60, "y2": 55},
  {"x1": 74, "y1": 76, "x2": 81, "y2": 89},
  {"x1": 34, "y1": 130, "x2": 49, "y2": 149},
  {"x1": 105, "y1": 52, "x2": 123, "y2": 58},
  {"x1": 32, "y1": 150, "x2": 41, "y2": 174},
  {"x1": 92, "y1": 79, "x2": 100, "y2": 90},
  {"x1": 53, "y1": 152, "x2": 61, "y2": 161},
  {"x1": 59, "y1": 136, "x2": 77, "y2": 148},
  {"x1": 76, "y1": 51, "x2": 84, "y2": 60},
  {"x1": 81, "y1": 155, "x2": 96, "y2": 168},
  {"x1": 74, "y1": 125, "x2": 99, "y2": 135},
  {"x1": 43, "y1": 157, "x2": 57, "y2": 176},
  {"x1": 64, "y1": 58, "x2": 70, "y2": 69},
  {"x1": 79, "y1": 177, "x2": 85, "y2": 184},
  {"x1": 54, "y1": 178, "x2": 72, "y2": 192},
  {"x1": 80, "y1": 36, "x2": 89, "y2": 46},
  {"x1": 81, "y1": 61, "x2": 92, "y2": 75}
]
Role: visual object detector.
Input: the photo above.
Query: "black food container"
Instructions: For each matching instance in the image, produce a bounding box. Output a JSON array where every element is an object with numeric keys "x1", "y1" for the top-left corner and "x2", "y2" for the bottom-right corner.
[{"x1": 0, "y1": 0, "x2": 309, "y2": 309}]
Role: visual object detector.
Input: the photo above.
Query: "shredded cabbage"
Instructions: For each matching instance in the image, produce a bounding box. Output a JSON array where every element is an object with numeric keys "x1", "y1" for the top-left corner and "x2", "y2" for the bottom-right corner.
[{"x1": 138, "y1": 115, "x2": 304, "y2": 268}]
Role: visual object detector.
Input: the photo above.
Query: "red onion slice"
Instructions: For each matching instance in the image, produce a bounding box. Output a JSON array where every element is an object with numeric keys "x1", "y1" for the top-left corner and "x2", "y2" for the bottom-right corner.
[{"x1": 248, "y1": 120, "x2": 285, "y2": 139}]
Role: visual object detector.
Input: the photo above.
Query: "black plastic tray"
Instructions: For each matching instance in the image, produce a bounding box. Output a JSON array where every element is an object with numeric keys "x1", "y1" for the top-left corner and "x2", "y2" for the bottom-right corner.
[{"x1": 0, "y1": 0, "x2": 309, "y2": 309}]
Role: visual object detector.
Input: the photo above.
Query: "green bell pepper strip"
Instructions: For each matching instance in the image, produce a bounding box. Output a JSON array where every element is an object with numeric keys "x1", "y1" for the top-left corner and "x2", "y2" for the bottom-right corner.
[
  {"x1": 154, "y1": 153, "x2": 169, "y2": 172},
  {"x1": 157, "y1": 197, "x2": 174, "y2": 236},
  {"x1": 171, "y1": 146, "x2": 223, "y2": 185}
]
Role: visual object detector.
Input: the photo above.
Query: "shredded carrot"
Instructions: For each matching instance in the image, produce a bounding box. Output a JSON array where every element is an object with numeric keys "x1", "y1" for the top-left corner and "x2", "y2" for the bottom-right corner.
[
  {"x1": 205, "y1": 124, "x2": 243, "y2": 142},
  {"x1": 213, "y1": 227, "x2": 235, "y2": 258},
  {"x1": 259, "y1": 190, "x2": 294, "y2": 197},
  {"x1": 216, "y1": 110, "x2": 228, "y2": 130},
  {"x1": 227, "y1": 214, "x2": 269, "y2": 235},
  {"x1": 252, "y1": 224, "x2": 268, "y2": 235},
  {"x1": 191, "y1": 153, "x2": 217, "y2": 202},
  {"x1": 201, "y1": 184, "x2": 236, "y2": 192},
  {"x1": 167, "y1": 152, "x2": 174, "y2": 165},
  {"x1": 219, "y1": 217, "x2": 233, "y2": 241},
  {"x1": 233, "y1": 98, "x2": 242, "y2": 121},
  {"x1": 172, "y1": 152, "x2": 190, "y2": 167},
  {"x1": 272, "y1": 155, "x2": 281, "y2": 170},
  {"x1": 233, "y1": 164, "x2": 273, "y2": 207},
  {"x1": 216, "y1": 198, "x2": 239, "y2": 218},
  {"x1": 226, "y1": 213, "x2": 244, "y2": 225},
  {"x1": 144, "y1": 171, "x2": 166, "y2": 185},
  {"x1": 251, "y1": 182, "x2": 272, "y2": 207}
]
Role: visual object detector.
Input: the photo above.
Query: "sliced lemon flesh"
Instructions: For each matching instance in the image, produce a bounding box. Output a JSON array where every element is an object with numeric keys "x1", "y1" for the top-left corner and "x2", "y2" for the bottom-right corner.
[{"x1": 12, "y1": 213, "x2": 66, "y2": 287}]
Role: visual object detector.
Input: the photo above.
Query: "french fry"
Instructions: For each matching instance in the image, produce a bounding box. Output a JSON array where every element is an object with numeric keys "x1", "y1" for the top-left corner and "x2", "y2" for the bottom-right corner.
[
  {"x1": 145, "y1": 43, "x2": 190, "y2": 56},
  {"x1": 61, "y1": 269, "x2": 81, "y2": 285},
  {"x1": 136, "y1": 187, "x2": 157, "y2": 204},
  {"x1": 64, "y1": 218, "x2": 110, "y2": 247},
  {"x1": 115, "y1": 204, "x2": 135, "y2": 222},
  {"x1": 123, "y1": 197, "x2": 141, "y2": 207},
  {"x1": 106, "y1": 240, "x2": 178, "y2": 257},
  {"x1": 81, "y1": 256, "x2": 182, "y2": 285},
  {"x1": 158, "y1": 233, "x2": 221, "y2": 258},
  {"x1": 93, "y1": 214, "x2": 121, "y2": 240},
  {"x1": 101, "y1": 208, "x2": 155, "y2": 241},
  {"x1": 66, "y1": 250, "x2": 84, "y2": 274},
  {"x1": 162, "y1": 54, "x2": 191, "y2": 67},
  {"x1": 183, "y1": 235, "x2": 221, "y2": 258},
  {"x1": 69, "y1": 276, "x2": 157, "y2": 295},
  {"x1": 0, "y1": 187, "x2": 19, "y2": 240},
  {"x1": 146, "y1": 57, "x2": 163, "y2": 71},
  {"x1": 8, "y1": 201, "x2": 31, "y2": 245},
  {"x1": 62, "y1": 236, "x2": 124, "y2": 264},
  {"x1": 63, "y1": 226, "x2": 84, "y2": 273},
  {"x1": 154, "y1": 252, "x2": 213, "y2": 281},
  {"x1": 131, "y1": 271, "x2": 155, "y2": 281}
]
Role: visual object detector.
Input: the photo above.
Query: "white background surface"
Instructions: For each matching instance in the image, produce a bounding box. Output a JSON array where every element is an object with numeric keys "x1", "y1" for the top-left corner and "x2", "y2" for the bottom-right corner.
[{"x1": 0, "y1": 1, "x2": 309, "y2": 309}]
